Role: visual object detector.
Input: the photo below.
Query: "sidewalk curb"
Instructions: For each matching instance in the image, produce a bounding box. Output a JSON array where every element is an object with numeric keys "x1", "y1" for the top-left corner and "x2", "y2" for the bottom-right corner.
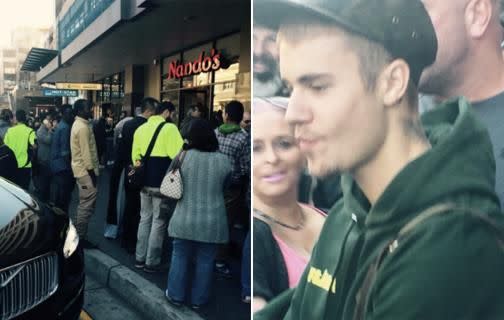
[{"x1": 84, "y1": 249, "x2": 204, "y2": 320}]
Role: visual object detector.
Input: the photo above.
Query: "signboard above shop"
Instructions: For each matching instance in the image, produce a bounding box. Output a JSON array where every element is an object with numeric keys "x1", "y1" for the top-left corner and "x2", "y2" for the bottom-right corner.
[
  {"x1": 56, "y1": 83, "x2": 103, "y2": 90},
  {"x1": 43, "y1": 89, "x2": 78, "y2": 97},
  {"x1": 166, "y1": 49, "x2": 222, "y2": 80}
]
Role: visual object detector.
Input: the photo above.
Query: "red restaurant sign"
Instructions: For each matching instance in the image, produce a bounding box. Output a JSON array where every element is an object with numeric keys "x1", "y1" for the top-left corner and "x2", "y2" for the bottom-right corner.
[{"x1": 167, "y1": 49, "x2": 221, "y2": 79}]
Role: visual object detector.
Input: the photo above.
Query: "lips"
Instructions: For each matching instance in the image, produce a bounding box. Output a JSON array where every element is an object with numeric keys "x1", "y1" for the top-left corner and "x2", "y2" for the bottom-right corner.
[
  {"x1": 297, "y1": 137, "x2": 319, "y2": 151},
  {"x1": 263, "y1": 172, "x2": 287, "y2": 183},
  {"x1": 254, "y1": 62, "x2": 268, "y2": 73}
]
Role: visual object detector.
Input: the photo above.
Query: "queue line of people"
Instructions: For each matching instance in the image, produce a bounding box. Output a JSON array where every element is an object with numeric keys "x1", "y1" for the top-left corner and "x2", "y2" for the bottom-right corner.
[{"x1": 0, "y1": 96, "x2": 251, "y2": 312}]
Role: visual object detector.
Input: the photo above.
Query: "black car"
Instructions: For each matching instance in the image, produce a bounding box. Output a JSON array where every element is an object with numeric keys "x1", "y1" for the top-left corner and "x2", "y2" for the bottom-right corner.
[{"x1": 0, "y1": 178, "x2": 84, "y2": 320}]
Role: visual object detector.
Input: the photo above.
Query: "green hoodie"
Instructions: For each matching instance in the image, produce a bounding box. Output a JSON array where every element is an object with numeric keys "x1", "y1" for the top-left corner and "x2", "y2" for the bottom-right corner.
[{"x1": 255, "y1": 97, "x2": 504, "y2": 320}]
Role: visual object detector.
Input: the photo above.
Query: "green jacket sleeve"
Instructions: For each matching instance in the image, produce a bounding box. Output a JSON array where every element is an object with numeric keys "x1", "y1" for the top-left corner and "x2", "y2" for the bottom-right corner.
[
  {"x1": 254, "y1": 289, "x2": 295, "y2": 320},
  {"x1": 369, "y1": 214, "x2": 504, "y2": 320}
]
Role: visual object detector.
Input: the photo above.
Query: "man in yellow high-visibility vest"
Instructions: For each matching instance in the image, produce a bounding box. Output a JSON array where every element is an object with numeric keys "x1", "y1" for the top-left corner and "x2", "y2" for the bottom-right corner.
[{"x1": 4, "y1": 109, "x2": 36, "y2": 190}]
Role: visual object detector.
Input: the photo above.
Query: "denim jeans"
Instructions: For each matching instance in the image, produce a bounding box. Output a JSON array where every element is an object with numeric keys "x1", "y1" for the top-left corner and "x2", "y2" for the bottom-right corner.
[
  {"x1": 166, "y1": 239, "x2": 218, "y2": 306},
  {"x1": 241, "y1": 231, "x2": 251, "y2": 297},
  {"x1": 53, "y1": 170, "x2": 75, "y2": 213},
  {"x1": 136, "y1": 188, "x2": 166, "y2": 266}
]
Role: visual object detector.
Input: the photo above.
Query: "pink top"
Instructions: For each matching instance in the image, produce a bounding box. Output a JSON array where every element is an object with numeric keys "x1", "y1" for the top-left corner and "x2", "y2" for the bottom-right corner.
[
  {"x1": 273, "y1": 233, "x2": 309, "y2": 288},
  {"x1": 272, "y1": 205, "x2": 326, "y2": 288}
]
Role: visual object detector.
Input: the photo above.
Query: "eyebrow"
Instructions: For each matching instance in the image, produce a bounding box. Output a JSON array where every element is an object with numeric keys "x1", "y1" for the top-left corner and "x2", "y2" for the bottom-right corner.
[{"x1": 297, "y1": 73, "x2": 333, "y2": 86}]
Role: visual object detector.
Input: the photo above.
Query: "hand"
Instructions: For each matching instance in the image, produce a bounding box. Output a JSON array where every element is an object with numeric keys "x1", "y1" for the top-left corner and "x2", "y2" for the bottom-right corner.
[{"x1": 87, "y1": 170, "x2": 97, "y2": 187}]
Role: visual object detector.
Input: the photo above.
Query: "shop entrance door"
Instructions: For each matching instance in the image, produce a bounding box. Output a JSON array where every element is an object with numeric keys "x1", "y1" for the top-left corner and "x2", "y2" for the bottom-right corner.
[{"x1": 178, "y1": 88, "x2": 210, "y2": 126}]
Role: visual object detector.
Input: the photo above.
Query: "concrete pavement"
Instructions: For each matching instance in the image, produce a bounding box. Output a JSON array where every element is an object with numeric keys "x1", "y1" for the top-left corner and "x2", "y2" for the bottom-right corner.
[
  {"x1": 68, "y1": 167, "x2": 251, "y2": 320},
  {"x1": 82, "y1": 274, "x2": 147, "y2": 320}
]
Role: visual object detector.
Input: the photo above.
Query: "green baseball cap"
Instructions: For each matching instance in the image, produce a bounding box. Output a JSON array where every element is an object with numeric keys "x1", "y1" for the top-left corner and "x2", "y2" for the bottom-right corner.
[{"x1": 254, "y1": 0, "x2": 438, "y2": 85}]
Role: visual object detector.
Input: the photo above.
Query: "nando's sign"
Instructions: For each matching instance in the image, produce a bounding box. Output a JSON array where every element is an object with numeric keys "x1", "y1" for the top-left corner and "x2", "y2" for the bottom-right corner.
[{"x1": 167, "y1": 49, "x2": 221, "y2": 79}]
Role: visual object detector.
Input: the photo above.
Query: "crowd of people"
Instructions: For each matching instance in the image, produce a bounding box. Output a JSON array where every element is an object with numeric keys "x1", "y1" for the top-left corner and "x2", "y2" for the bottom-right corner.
[
  {"x1": 0, "y1": 96, "x2": 251, "y2": 312},
  {"x1": 253, "y1": 0, "x2": 504, "y2": 319}
]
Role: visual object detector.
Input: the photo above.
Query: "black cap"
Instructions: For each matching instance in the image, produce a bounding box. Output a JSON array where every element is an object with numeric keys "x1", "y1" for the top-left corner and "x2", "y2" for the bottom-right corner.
[{"x1": 254, "y1": 0, "x2": 438, "y2": 85}]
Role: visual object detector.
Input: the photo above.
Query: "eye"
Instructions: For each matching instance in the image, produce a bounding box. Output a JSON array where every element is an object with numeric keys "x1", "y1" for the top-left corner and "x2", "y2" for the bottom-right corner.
[
  {"x1": 307, "y1": 83, "x2": 328, "y2": 93},
  {"x1": 253, "y1": 143, "x2": 263, "y2": 153},
  {"x1": 275, "y1": 138, "x2": 295, "y2": 150}
]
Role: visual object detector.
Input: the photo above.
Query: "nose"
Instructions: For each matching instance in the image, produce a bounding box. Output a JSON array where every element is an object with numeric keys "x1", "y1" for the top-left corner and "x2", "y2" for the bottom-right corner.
[
  {"x1": 285, "y1": 90, "x2": 312, "y2": 126},
  {"x1": 264, "y1": 144, "x2": 280, "y2": 165},
  {"x1": 254, "y1": 34, "x2": 265, "y2": 56}
]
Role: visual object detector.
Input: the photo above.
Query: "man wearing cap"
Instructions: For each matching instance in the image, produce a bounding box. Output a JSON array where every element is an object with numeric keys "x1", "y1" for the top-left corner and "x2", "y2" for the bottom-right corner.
[
  {"x1": 253, "y1": 0, "x2": 504, "y2": 319},
  {"x1": 418, "y1": 0, "x2": 504, "y2": 208}
]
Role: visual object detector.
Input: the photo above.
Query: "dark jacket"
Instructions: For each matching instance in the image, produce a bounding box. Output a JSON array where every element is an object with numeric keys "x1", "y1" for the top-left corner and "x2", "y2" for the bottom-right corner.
[
  {"x1": 116, "y1": 116, "x2": 147, "y2": 168},
  {"x1": 298, "y1": 171, "x2": 343, "y2": 212},
  {"x1": 0, "y1": 144, "x2": 18, "y2": 182},
  {"x1": 253, "y1": 218, "x2": 289, "y2": 301},
  {"x1": 50, "y1": 120, "x2": 71, "y2": 174},
  {"x1": 180, "y1": 116, "x2": 197, "y2": 139},
  {"x1": 36, "y1": 125, "x2": 52, "y2": 164},
  {"x1": 0, "y1": 120, "x2": 10, "y2": 139},
  {"x1": 93, "y1": 117, "x2": 107, "y2": 156},
  {"x1": 255, "y1": 97, "x2": 504, "y2": 320}
]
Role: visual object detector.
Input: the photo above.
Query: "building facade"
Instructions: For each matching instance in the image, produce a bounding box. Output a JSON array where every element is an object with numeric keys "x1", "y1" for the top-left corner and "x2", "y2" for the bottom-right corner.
[{"x1": 34, "y1": 0, "x2": 250, "y2": 124}]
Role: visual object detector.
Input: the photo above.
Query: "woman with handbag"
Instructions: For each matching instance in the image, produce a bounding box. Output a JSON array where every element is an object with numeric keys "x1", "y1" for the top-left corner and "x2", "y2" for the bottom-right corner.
[{"x1": 164, "y1": 119, "x2": 232, "y2": 311}]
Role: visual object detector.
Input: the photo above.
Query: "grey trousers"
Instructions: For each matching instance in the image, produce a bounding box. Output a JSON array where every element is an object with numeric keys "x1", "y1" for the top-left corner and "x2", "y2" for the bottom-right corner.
[
  {"x1": 75, "y1": 175, "x2": 97, "y2": 240},
  {"x1": 136, "y1": 187, "x2": 167, "y2": 266}
]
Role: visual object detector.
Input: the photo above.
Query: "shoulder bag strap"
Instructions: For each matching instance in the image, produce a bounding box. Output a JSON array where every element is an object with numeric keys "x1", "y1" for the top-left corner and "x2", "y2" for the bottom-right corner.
[
  {"x1": 23, "y1": 129, "x2": 36, "y2": 168},
  {"x1": 170, "y1": 150, "x2": 187, "y2": 172},
  {"x1": 353, "y1": 203, "x2": 504, "y2": 320},
  {"x1": 144, "y1": 122, "x2": 166, "y2": 161}
]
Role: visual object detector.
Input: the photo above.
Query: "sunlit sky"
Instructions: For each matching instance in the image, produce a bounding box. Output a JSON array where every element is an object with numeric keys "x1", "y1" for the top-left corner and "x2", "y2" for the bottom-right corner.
[{"x1": 0, "y1": 0, "x2": 55, "y2": 47}]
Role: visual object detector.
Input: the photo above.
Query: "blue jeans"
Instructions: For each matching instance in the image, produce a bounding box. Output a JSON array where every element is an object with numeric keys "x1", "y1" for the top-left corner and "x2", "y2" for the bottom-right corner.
[
  {"x1": 241, "y1": 231, "x2": 251, "y2": 297},
  {"x1": 166, "y1": 239, "x2": 218, "y2": 306}
]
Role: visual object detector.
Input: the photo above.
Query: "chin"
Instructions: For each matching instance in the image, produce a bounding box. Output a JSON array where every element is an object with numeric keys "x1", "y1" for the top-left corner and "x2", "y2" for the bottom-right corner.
[
  {"x1": 307, "y1": 159, "x2": 342, "y2": 178},
  {"x1": 259, "y1": 183, "x2": 293, "y2": 198}
]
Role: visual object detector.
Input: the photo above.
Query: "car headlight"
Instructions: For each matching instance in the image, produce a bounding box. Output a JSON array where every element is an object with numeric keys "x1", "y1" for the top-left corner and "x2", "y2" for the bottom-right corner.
[{"x1": 63, "y1": 220, "x2": 79, "y2": 258}]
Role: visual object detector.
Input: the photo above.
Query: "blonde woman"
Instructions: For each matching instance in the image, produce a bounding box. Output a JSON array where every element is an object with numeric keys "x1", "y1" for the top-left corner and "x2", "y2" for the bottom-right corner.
[{"x1": 253, "y1": 97, "x2": 326, "y2": 312}]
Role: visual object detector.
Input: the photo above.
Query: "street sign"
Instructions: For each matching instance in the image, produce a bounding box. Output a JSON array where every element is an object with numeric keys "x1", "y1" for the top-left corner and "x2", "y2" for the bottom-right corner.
[
  {"x1": 55, "y1": 83, "x2": 103, "y2": 90},
  {"x1": 43, "y1": 89, "x2": 79, "y2": 97}
]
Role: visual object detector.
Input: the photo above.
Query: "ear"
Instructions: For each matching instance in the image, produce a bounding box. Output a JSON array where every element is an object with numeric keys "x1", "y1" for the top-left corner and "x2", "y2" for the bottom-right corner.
[
  {"x1": 465, "y1": 0, "x2": 493, "y2": 38},
  {"x1": 377, "y1": 59, "x2": 410, "y2": 108}
]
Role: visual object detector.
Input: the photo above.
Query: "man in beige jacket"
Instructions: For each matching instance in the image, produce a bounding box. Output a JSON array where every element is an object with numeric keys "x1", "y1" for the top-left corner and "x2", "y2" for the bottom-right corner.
[{"x1": 71, "y1": 99, "x2": 99, "y2": 245}]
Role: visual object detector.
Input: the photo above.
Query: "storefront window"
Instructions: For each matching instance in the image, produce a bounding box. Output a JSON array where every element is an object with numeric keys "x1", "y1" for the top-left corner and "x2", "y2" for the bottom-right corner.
[
  {"x1": 161, "y1": 90, "x2": 180, "y2": 124},
  {"x1": 102, "y1": 79, "x2": 111, "y2": 102},
  {"x1": 181, "y1": 43, "x2": 213, "y2": 88},
  {"x1": 159, "y1": 32, "x2": 248, "y2": 123},
  {"x1": 213, "y1": 62, "x2": 239, "y2": 112},
  {"x1": 213, "y1": 33, "x2": 242, "y2": 112},
  {"x1": 162, "y1": 53, "x2": 181, "y2": 92}
]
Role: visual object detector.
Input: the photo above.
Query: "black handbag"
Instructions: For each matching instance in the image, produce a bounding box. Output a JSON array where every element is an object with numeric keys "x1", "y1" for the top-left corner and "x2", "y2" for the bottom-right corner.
[{"x1": 127, "y1": 122, "x2": 166, "y2": 189}]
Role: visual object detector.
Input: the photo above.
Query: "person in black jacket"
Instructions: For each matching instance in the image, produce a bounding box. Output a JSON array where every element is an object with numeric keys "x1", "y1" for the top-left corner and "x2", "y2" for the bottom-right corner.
[
  {"x1": 117, "y1": 100, "x2": 155, "y2": 253},
  {"x1": 0, "y1": 136, "x2": 18, "y2": 182}
]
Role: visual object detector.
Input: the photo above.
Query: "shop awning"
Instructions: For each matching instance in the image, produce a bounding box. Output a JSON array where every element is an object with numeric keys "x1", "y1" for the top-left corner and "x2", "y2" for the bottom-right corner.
[{"x1": 21, "y1": 48, "x2": 59, "y2": 72}]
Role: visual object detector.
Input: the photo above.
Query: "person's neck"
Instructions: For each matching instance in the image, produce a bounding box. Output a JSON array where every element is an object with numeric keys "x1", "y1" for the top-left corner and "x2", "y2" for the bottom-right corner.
[
  {"x1": 224, "y1": 121, "x2": 239, "y2": 126},
  {"x1": 443, "y1": 44, "x2": 504, "y2": 102},
  {"x1": 254, "y1": 190, "x2": 301, "y2": 225},
  {"x1": 353, "y1": 115, "x2": 431, "y2": 205}
]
